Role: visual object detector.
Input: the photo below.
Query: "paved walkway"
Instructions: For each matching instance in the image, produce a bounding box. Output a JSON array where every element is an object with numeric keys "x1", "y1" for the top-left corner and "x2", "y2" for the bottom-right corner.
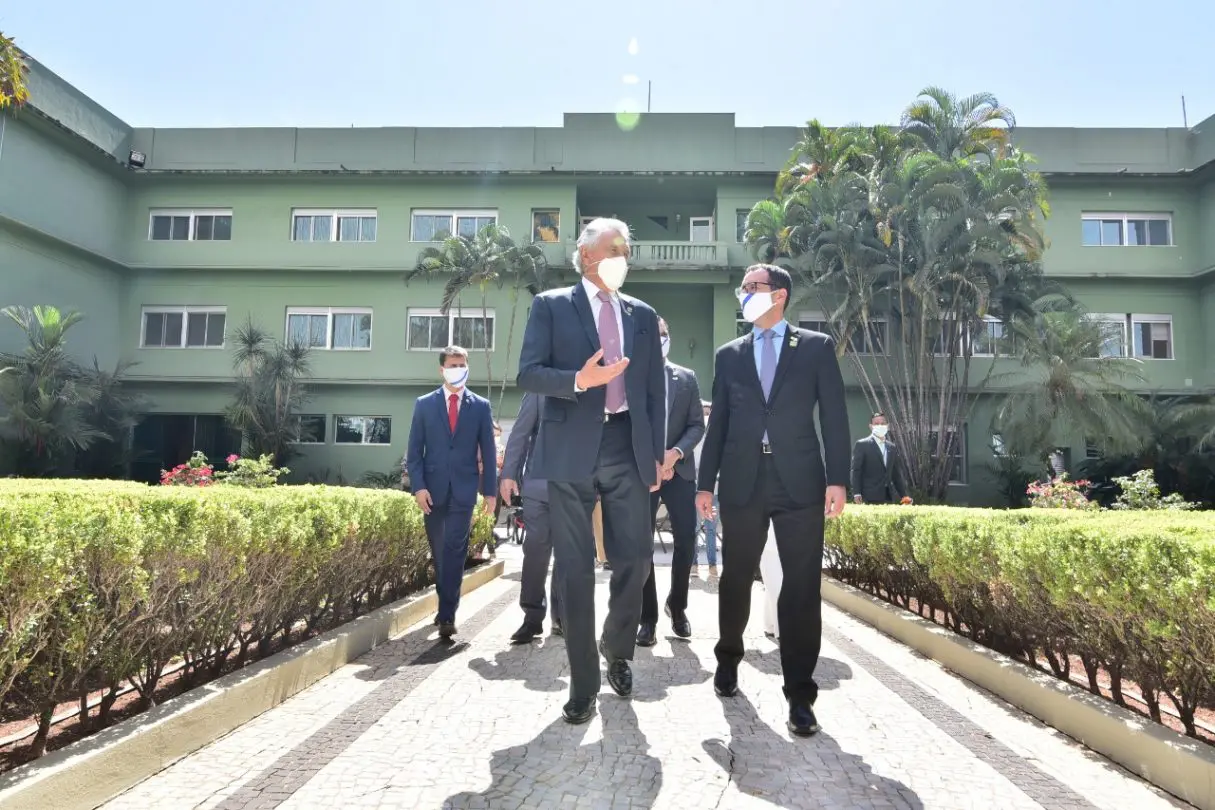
[{"x1": 99, "y1": 542, "x2": 1189, "y2": 810}]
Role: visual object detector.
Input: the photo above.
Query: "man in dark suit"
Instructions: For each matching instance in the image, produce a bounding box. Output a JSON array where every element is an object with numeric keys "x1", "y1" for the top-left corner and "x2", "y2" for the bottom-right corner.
[
  {"x1": 406, "y1": 346, "x2": 497, "y2": 639},
  {"x1": 500, "y1": 392, "x2": 563, "y2": 643},
  {"x1": 517, "y1": 217, "x2": 666, "y2": 725},
  {"x1": 637, "y1": 317, "x2": 704, "y2": 647},
  {"x1": 850, "y1": 412, "x2": 911, "y2": 505},
  {"x1": 696, "y1": 263, "x2": 850, "y2": 737}
]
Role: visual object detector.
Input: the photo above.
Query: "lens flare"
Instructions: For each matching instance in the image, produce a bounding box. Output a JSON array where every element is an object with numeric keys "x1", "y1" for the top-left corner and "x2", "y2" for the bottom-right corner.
[
  {"x1": 615, "y1": 98, "x2": 641, "y2": 131},
  {"x1": 627, "y1": 37, "x2": 639, "y2": 56},
  {"x1": 622, "y1": 74, "x2": 639, "y2": 85}
]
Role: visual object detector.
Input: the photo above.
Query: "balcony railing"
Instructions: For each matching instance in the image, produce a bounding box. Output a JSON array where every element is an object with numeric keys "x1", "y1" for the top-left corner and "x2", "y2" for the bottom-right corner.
[{"x1": 633, "y1": 241, "x2": 724, "y2": 268}]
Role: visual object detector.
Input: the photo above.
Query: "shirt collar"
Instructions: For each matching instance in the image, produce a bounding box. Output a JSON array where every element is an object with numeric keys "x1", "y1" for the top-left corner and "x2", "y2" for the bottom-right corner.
[
  {"x1": 582, "y1": 276, "x2": 616, "y2": 303},
  {"x1": 752, "y1": 320, "x2": 788, "y2": 339}
]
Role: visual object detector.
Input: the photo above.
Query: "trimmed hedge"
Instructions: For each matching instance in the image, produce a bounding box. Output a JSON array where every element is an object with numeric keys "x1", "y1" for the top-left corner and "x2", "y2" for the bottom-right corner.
[
  {"x1": 825, "y1": 506, "x2": 1215, "y2": 740},
  {"x1": 0, "y1": 480, "x2": 493, "y2": 757}
]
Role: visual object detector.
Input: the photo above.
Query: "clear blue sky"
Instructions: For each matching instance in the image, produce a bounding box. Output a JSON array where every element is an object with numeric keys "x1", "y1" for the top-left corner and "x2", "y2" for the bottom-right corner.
[{"x1": 3, "y1": 0, "x2": 1212, "y2": 130}]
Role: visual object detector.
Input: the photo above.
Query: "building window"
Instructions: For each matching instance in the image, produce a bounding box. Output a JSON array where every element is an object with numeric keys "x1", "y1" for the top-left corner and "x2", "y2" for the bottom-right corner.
[
  {"x1": 1085, "y1": 314, "x2": 1128, "y2": 359},
  {"x1": 1081, "y1": 213, "x2": 1172, "y2": 247},
  {"x1": 149, "y1": 210, "x2": 232, "y2": 241},
  {"x1": 735, "y1": 310, "x2": 750, "y2": 338},
  {"x1": 971, "y1": 317, "x2": 1013, "y2": 357},
  {"x1": 736, "y1": 210, "x2": 749, "y2": 243},
  {"x1": 1084, "y1": 439, "x2": 1102, "y2": 460},
  {"x1": 294, "y1": 415, "x2": 327, "y2": 444},
  {"x1": 532, "y1": 210, "x2": 560, "y2": 243},
  {"x1": 141, "y1": 307, "x2": 226, "y2": 348},
  {"x1": 1131, "y1": 315, "x2": 1173, "y2": 359},
  {"x1": 929, "y1": 426, "x2": 967, "y2": 485},
  {"x1": 410, "y1": 209, "x2": 498, "y2": 242},
  {"x1": 291, "y1": 209, "x2": 377, "y2": 242},
  {"x1": 286, "y1": 308, "x2": 373, "y2": 350},
  {"x1": 334, "y1": 416, "x2": 392, "y2": 445},
  {"x1": 991, "y1": 433, "x2": 1007, "y2": 457},
  {"x1": 797, "y1": 312, "x2": 886, "y2": 354},
  {"x1": 407, "y1": 308, "x2": 495, "y2": 351}
]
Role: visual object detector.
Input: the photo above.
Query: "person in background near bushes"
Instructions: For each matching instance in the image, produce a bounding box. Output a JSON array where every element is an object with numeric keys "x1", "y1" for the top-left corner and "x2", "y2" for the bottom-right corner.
[
  {"x1": 500, "y1": 392, "x2": 563, "y2": 643},
  {"x1": 850, "y1": 412, "x2": 911, "y2": 505},
  {"x1": 693, "y1": 399, "x2": 719, "y2": 577},
  {"x1": 406, "y1": 346, "x2": 497, "y2": 640},
  {"x1": 637, "y1": 317, "x2": 704, "y2": 647},
  {"x1": 696, "y1": 263, "x2": 850, "y2": 738}
]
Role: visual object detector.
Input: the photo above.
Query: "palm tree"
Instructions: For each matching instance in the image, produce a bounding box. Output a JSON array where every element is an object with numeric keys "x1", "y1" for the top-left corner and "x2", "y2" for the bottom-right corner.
[
  {"x1": 0, "y1": 31, "x2": 29, "y2": 110},
  {"x1": 225, "y1": 320, "x2": 312, "y2": 466},
  {"x1": 901, "y1": 87, "x2": 1016, "y2": 162},
  {"x1": 994, "y1": 306, "x2": 1150, "y2": 459},
  {"x1": 404, "y1": 224, "x2": 548, "y2": 410}
]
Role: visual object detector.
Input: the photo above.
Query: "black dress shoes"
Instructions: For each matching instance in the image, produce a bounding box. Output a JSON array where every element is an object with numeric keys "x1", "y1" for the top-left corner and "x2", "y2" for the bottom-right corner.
[
  {"x1": 437, "y1": 621, "x2": 457, "y2": 639},
  {"x1": 665, "y1": 603, "x2": 691, "y2": 638},
  {"x1": 636, "y1": 622, "x2": 657, "y2": 647},
  {"x1": 599, "y1": 640, "x2": 633, "y2": 697},
  {"x1": 788, "y1": 702, "x2": 820, "y2": 737},
  {"x1": 713, "y1": 666, "x2": 738, "y2": 697},
  {"x1": 510, "y1": 621, "x2": 542, "y2": 645},
  {"x1": 562, "y1": 697, "x2": 596, "y2": 724}
]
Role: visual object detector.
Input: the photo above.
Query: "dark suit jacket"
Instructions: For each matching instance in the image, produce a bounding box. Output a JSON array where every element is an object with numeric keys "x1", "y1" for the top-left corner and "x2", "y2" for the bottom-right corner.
[
  {"x1": 850, "y1": 435, "x2": 908, "y2": 503},
  {"x1": 501, "y1": 392, "x2": 547, "y2": 503},
  {"x1": 662, "y1": 362, "x2": 705, "y2": 482},
  {"x1": 405, "y1": 386, "x2": 497, "y2": 507},
  {"x1": 697, "y1": 325, "x2": 850, "y2": 509},
  {"x1": 517, "y1": 281, "x2": 665, "y2": 486}
]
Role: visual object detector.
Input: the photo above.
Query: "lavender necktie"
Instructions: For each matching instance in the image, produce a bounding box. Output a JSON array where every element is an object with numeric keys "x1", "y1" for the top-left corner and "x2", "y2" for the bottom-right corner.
[
  {"x1": 597, "y1": 291, "x2": 626, "y2": 412},
  {"x1": 760, "y1": 329, "x2": 776, "y2": 442}
]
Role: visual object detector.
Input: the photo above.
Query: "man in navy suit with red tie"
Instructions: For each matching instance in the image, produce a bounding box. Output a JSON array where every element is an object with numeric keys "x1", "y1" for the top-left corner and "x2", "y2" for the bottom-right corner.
[{"x1": 406, "y1": 346, "x2": 498, "y2": 639}]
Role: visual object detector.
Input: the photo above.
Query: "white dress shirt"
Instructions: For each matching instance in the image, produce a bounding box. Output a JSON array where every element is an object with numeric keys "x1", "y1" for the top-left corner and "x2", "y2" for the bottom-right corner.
[{"x1": 576, "y1": 275, "x2": 628, "y2": 412}]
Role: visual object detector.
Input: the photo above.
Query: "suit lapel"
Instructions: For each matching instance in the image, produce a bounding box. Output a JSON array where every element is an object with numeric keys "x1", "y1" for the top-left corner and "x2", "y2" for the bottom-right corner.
[
  {"x1": 437, "y1": 389, "x2": 454, "y2": 439},
  {"x1": 620, "y1": 297, "x2": 636, "y2": 359},
  {"x1": 766, "y1": 326, "x2": 799, "y2": 404},
  {"x1": 665, "y1": 365, "x2": 677, "y2": 412},
  {"x1": 571, "y1": 283, "x2": 601, "y2": 353},
  {"x1": 740, "y1": 332, "x2": 762, "y2": 394},
  {"x1": 454, "y1": 390, "x2": 475, "y2": 440}
]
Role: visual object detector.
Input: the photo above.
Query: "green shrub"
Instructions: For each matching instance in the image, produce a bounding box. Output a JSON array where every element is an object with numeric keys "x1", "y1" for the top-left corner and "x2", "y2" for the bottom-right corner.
[
  {"x1": 826, "y1": 506, "x2": 1215, "y2": 740},
  {"x1": 0, "y1": 480, "x2": 493, "y2": 757}
]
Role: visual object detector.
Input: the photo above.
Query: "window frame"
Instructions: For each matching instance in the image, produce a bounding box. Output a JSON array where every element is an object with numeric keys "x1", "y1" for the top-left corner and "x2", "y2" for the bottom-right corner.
[
  {"x1": 406, "y1": 307, "x2": 496, "y2": 352},
  {"x1": 140, "y1": 306, "x2": 228, "y2": 349},
  {"x1": 292, "y1": 414, "x2": 328, "y2": 445},
  {"x1": 531, "y1": 209, "x2": 561, "y2": 243},
  {"x1": 969, "y1": 316, "x2": 1014, "y2": 358},
  {"x1": 735, "y1": 209, "x2": 749, "y2": 243},
  {"x1": 1130, "y1": 313, "x2": 1174, "y2": 360},
  {"x1": 290, "y1": 208, "x2": 378, "y2": 243},
  {"x1": 333, "y1": 415, "x2": 393, "y2": 446},
  {"x1": 285, "y1": 307, "x2": 374, "y2": 351},
  {"x1": 409, "y1": 209, "x2": 499, "y2": 242},
  {"x1": 1085, "y1": 312, "x2": 1129, "y2": 359},
  {"x1": 148, "y1": 209, "x2": 233, "y2": 242},
  {"x1": 797, "y1": 311, "x2": 888, "y2": 355},
  {"x1": 1081, "y1": 212, "x2": 1173, "y2": 247},
  {"x1": 928, "y1": 425, "x2": 968, "y2": 486}
]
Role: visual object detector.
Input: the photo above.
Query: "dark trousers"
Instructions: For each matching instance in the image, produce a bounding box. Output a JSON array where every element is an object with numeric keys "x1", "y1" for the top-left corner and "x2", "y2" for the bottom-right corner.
[
  {"x1": 716, "y1": 455, "x2": 825, "y2": 705},
  {"x1": 519, "y1": 496, "x2": 561, "y2": 625},
  {"x1": 423, "y1": 490, "x2": 475, "y2": 624},
  {"x1": 549, "y1": 417, "x2": 652, "y2": 700},
  {"x1": 641, "y1": 472, "x2": 698, "y2": 623}
]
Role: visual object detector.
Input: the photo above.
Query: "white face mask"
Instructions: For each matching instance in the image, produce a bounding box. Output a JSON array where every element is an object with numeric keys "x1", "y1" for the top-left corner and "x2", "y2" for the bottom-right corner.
[
  {"x1": 660, "y1": 335, "x2": 670, "y2": 359},
  {"x1": 595, "y1": 256, "x2": 629, "y2": 291},
  {"x1": 738, "y1": 290, "x2": 775, "y2": 323},
  {"x1": 872, "y1": 424, "x2": 889, "y2": 439},
  {"x1": 442, "y1": 366, "x2": 469, "y2": 388}
]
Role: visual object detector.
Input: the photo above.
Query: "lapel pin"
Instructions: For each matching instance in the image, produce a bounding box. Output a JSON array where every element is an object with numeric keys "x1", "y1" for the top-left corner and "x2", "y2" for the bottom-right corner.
[{"x1": 789, "y1": 334, "x2": 800, "y2": 347}]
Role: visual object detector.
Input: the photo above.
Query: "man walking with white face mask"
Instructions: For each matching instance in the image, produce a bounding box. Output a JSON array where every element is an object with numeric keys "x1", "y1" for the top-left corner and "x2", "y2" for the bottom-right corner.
[
  {"x1": 696, "y1": 264, "x2": 850, "y2": 737},
  {"x1": 517, "y1": 217, "x2": 666, "y2": 725},
  {"x1": 406, "y1": 346, "x2": 498, "y2": 639},
  {"x1": 850, "y1": 412, "x2": 911, "y2": 505}
]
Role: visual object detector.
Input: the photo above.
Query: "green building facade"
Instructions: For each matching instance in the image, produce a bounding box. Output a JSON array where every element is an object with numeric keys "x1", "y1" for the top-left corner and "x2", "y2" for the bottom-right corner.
[{"x1": 3, "y1": 57, "x2": 1214, "y2": 501}]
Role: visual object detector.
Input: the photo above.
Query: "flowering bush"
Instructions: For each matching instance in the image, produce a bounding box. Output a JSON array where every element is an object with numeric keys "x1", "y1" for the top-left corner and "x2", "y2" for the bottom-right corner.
[
  {"x1": 159, "y1": 451, "x2": 215, "y2": 486},
  {"x1": 1026, "y1": 474, "x2": 1097, "y2": 510},
  {"x1": 1111, "y1": 469, "x2": 1197, "y2": 511},
  {"x1": 215, "y1": 453, "x2": 289, "y2": 488}
]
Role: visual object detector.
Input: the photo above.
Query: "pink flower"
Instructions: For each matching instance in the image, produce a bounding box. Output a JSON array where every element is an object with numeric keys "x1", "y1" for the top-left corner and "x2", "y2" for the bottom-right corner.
[{"x1": 226, "y1": 455, "x2": 239, "y2": 464}]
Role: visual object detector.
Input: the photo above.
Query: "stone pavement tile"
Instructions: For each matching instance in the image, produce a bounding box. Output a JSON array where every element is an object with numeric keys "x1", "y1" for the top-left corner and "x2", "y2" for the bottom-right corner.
[{"x1": 98, "y1": 574, "x2": 518, "y2": 810}]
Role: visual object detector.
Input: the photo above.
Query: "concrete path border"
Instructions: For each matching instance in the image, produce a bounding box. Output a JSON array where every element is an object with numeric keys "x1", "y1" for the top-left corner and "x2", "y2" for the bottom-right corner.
[
  {"x1": 821, "y1": 575, "x2": 1215, "y2": 810},
  {"x1": 0, "y1": 560, "x2": 505, "y2": 810}
]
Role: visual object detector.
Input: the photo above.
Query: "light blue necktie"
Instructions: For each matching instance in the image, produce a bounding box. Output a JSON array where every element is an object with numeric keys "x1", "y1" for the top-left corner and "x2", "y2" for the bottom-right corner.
[{"x1": 760, "y1": 329, "x2": 776, "y2": 442}]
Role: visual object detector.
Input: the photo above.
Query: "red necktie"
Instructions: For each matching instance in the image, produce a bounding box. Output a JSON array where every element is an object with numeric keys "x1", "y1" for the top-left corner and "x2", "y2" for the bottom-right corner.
[{"x1": 448, "y1": 393, "x2": 458, "y2": 433}]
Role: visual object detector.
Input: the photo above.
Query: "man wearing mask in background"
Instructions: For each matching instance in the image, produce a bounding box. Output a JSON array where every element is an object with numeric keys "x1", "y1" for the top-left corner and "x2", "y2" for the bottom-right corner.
[
  {"x1": 637, "y1": 317, "x2": 704, "y2": 647},
  {"x1": 517, "y1": 217, "x2": 666, "y2": 725},
  {"x1": 406, "y1": 346, "x2": 498, "y2": 640},
  {"x1": 850, "y1": 412, "x2": 911, "y2": 505}
]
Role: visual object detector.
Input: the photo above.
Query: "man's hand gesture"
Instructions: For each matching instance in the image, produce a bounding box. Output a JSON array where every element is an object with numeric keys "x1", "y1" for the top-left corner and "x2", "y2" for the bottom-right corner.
[{"x1": 575, "y1": 349, "x2": 629, "y2": 390}]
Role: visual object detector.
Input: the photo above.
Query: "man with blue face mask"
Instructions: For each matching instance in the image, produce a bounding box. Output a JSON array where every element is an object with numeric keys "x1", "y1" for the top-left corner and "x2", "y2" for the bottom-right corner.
[{"x1": 406, "y1": 345, "x2": 498, "y2": 639}]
